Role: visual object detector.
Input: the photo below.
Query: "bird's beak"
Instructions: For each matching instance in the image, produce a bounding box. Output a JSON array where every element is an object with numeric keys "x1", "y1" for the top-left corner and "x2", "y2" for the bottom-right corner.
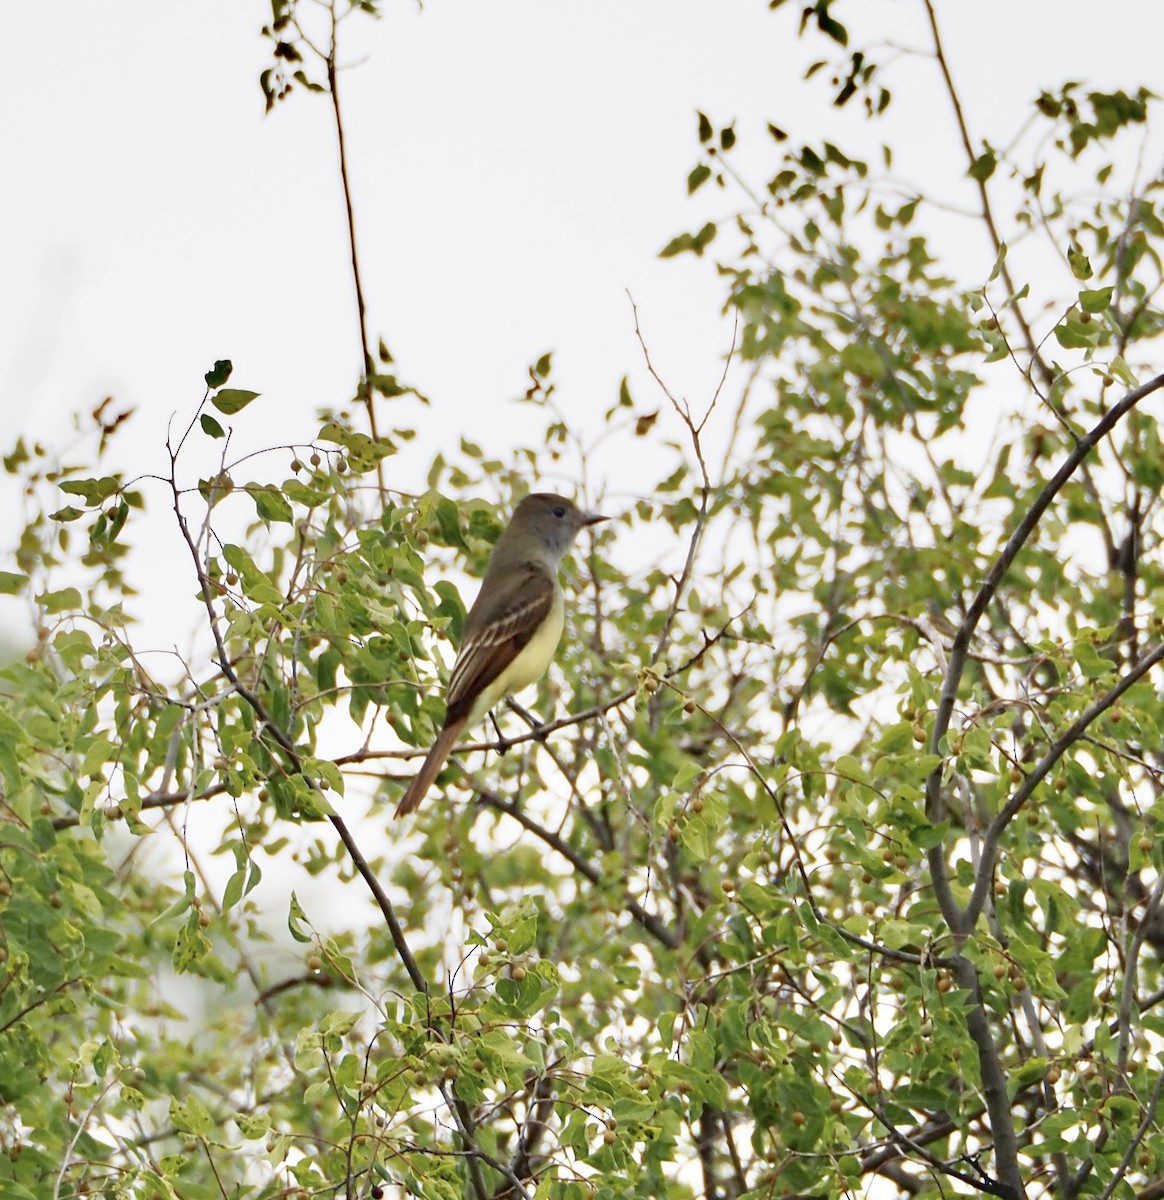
[{"x1": 581, "y1": 511, "x2": 609, "y2": 527}]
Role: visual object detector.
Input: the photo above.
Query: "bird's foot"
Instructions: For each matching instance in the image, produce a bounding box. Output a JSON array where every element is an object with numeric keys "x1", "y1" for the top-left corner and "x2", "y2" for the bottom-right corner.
[{"x1": 489, "y1": 711, "x2": 512, "y2": 755}]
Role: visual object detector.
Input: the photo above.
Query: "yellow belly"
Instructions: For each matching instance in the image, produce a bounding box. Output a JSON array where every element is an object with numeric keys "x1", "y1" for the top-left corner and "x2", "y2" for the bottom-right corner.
[{"x1": 467, "y1": 588, "x2": 565, "y2": 725}]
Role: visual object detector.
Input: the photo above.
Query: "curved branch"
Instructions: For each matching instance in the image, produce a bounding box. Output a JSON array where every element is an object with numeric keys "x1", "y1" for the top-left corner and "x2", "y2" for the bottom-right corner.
[
  {"x1": 916, "y1": 374, "x2": 1164, "y2": 1200},
  {"x1": 964, "y1": 639, "x2": 1164, "y2": 926},
  {"x1": 925, "y1": 371, "x2": 1164, "y2": 861}
]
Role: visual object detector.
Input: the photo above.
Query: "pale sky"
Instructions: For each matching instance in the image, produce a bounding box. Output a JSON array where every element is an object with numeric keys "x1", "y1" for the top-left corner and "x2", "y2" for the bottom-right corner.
[{"x1": 2, "y1": 0, "x2": 1163, "y2": 645}]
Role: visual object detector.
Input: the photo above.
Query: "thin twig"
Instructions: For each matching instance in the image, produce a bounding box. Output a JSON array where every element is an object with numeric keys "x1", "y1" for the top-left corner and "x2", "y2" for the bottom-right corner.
[
  {"x1": 1096, "y1": 1067, "x2": 1164, "y2": 1200},
  {"x1": 628, "y1": 292, "x2": 733, "y2": 672},
  {"x1": 166, "y1": 441, "x2": 427, "y2": 994},
  {"x1": 922, "y1": 0, "x2": 1049, "y2": 388},
  {"x1": 326, "y1": 1, "x2": 386, "y2": 499},
  {"x1": 476, "y1": 789, "x2": 678, "y2": 950}
]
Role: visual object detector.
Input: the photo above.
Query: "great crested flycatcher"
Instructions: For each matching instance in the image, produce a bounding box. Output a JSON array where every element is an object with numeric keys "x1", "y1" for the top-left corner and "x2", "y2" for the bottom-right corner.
[{"x1": 395, "y1": 492, "x2": 608, "y2": 817}]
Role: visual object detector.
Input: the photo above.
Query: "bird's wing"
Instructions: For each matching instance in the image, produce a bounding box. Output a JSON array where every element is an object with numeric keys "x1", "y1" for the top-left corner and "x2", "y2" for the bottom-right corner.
[{"x1": 445, "y1": 569, "x2": 556, "y2": 720}]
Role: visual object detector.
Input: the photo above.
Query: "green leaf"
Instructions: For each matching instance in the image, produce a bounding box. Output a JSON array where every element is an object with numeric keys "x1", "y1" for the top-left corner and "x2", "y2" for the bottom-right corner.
[
  {"x1": 1053, "y1": 315, "x2": 1099, "y2": 349},
  {"x1": 833, "y1": 754, "x2": 869, "y2": 785},
  {"x1": 222, "y1": 867, "x2": 247, "y2": 912},
  {"x1": 200, "y1": 414, "x2": 225, "y2": 439},
  {"x1": 169, "y1": 1092, "x2": 213, "y2": 1138},
  {"x1": 433, "y1": 495, "x2": 469, "y2": 551},
  {"x1": 658, "y1": 1010, "x2": 676, "y2": 1050},
  {"x1": 222, "y1": 544, "x2": 283, "y2": 604},
  {"x1": 236, "y1": 1112, "x2": 268, "y2": 1140},
  {"x1": 1008, "y1": 1056, "x2": 1050, "y2": 1097},
  {"x1": 38, "y1": 587, "x2": 82, "y2": 614},
  {"x1": 611, "y1": 1096, "x2": 656, "y2": 1123},
  {"x1": 204, "y1": 359, "x2": 233, "y2": 388},
  {"x1": 173, "y1": 910, "x2": 211, "y2": 973},
  {"x1": 660, "y1": 222, "x2": 717, "y2": 259},
  {"x1": 1067, "y1": 245, "x2": 1093, "y2": 280},
  {"x1": 1073, "y1": 637, "x2": 1115, "y2": 679},
  {"x1": 507, "y1": 909, "x2": 538, "y2": 956},
  {"x1": 369, "y1": 372, "x2": 406, "y2": 397},
  {"x1": 59, "y1": 476, "x2": 121, "y2": 505},
  {"x1": 1078, "y1": 287, "x2": 1112, "y2": 312},
  {"x1": 1109, "y1": 355, "x2": 1139, "y2": 387},
  {"x1": 877, "y1": 721, "x2": 915, "y2": 753},
  {"x1": 968, "y1": 151, "x2": 996, "y2": 182},
  {"x1": 0, "y1": 571, "x2": 26, "y2": 594},
  {"x1": 988, "y1": 241, "x2": 1008, "y2": 282},
  {"x1": 249, "y1": 485, "x2": 294, "y2": 525},
  {"x1": 210, "y1": 388, "x2": 260, "y2": 415},
  {"x1": 288, "y1": 892, "x2": 313, "y2": 943},
  {"x1": 687, "y1": 163, "x2": 712, "y2": 194},
  {"x1": 0, "y1": 738, "x2": 21, "y2": 792},
  {"x1": 2, "y1": 438, "x2": 29, "y2": 473},
  {"x1": 320, "y1": 1009, "x2": 361, "y2": 1038},
  {"x1": 817, "y1": 9, "x2": 848, "y2": 45}
]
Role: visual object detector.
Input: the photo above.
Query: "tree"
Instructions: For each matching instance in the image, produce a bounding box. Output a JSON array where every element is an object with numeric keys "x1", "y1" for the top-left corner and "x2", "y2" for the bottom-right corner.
[{"x1": 3, "y1": 2, "x2": 1164, "y2": 1198}]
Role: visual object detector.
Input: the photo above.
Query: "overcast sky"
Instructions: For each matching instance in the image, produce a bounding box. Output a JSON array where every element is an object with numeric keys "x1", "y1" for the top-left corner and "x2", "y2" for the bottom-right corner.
[{"x1": 2, "y1": 0, "x2": 1163, "y2": 641}]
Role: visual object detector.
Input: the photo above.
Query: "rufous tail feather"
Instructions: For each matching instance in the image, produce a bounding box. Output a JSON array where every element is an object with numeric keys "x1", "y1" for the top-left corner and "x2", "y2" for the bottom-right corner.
[{"x1": 394, "y1": 717, "x2": 468, "y2": 817}]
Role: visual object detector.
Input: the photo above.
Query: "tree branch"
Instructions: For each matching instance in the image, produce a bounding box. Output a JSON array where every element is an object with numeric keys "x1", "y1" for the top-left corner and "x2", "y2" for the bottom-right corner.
[
  {"x1": 964, "y1": 639, "x2": 1164, "y2": 926},
  {"x1": 476, "y1": 789, "x2": 678, "y2": 950},
  {"x1": 922, "y1": 0, "x2": 1050, "y2": 388},
  {"x1": 167, "y1": 450, "x2": 427, "y2": 994},
  {"x1": 325, "y1": 1, "x2": 385, "y2": 499},
  {"x1": 925, "y1": 371, "x2": 1164, "y2": 903}
]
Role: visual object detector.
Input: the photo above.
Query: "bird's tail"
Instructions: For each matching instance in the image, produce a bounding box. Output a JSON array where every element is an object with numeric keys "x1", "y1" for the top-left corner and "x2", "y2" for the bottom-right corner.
[{"x1": 394, "y1": 717, "x2": 468, "y2": 817}]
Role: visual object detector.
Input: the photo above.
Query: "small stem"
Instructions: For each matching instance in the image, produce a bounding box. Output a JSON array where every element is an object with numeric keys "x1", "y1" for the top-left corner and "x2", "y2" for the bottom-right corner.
[
  {"x1": 326, "y1": 2, "x2": 386, "y2": 499},
  {"x1": 922, "y1": 0, "x2": 1049, "y2": 388}
]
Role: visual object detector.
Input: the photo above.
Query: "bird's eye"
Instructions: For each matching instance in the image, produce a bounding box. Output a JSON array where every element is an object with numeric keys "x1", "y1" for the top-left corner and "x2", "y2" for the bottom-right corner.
[{"x1": 553, "y1": 505, "x2": 566, "y2": 518}]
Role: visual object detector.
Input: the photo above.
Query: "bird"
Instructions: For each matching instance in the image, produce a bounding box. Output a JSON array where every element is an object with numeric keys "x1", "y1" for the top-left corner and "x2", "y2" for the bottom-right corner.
[{"x1": 395, "y1": 492, "x2": 608, "y2": 816}]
